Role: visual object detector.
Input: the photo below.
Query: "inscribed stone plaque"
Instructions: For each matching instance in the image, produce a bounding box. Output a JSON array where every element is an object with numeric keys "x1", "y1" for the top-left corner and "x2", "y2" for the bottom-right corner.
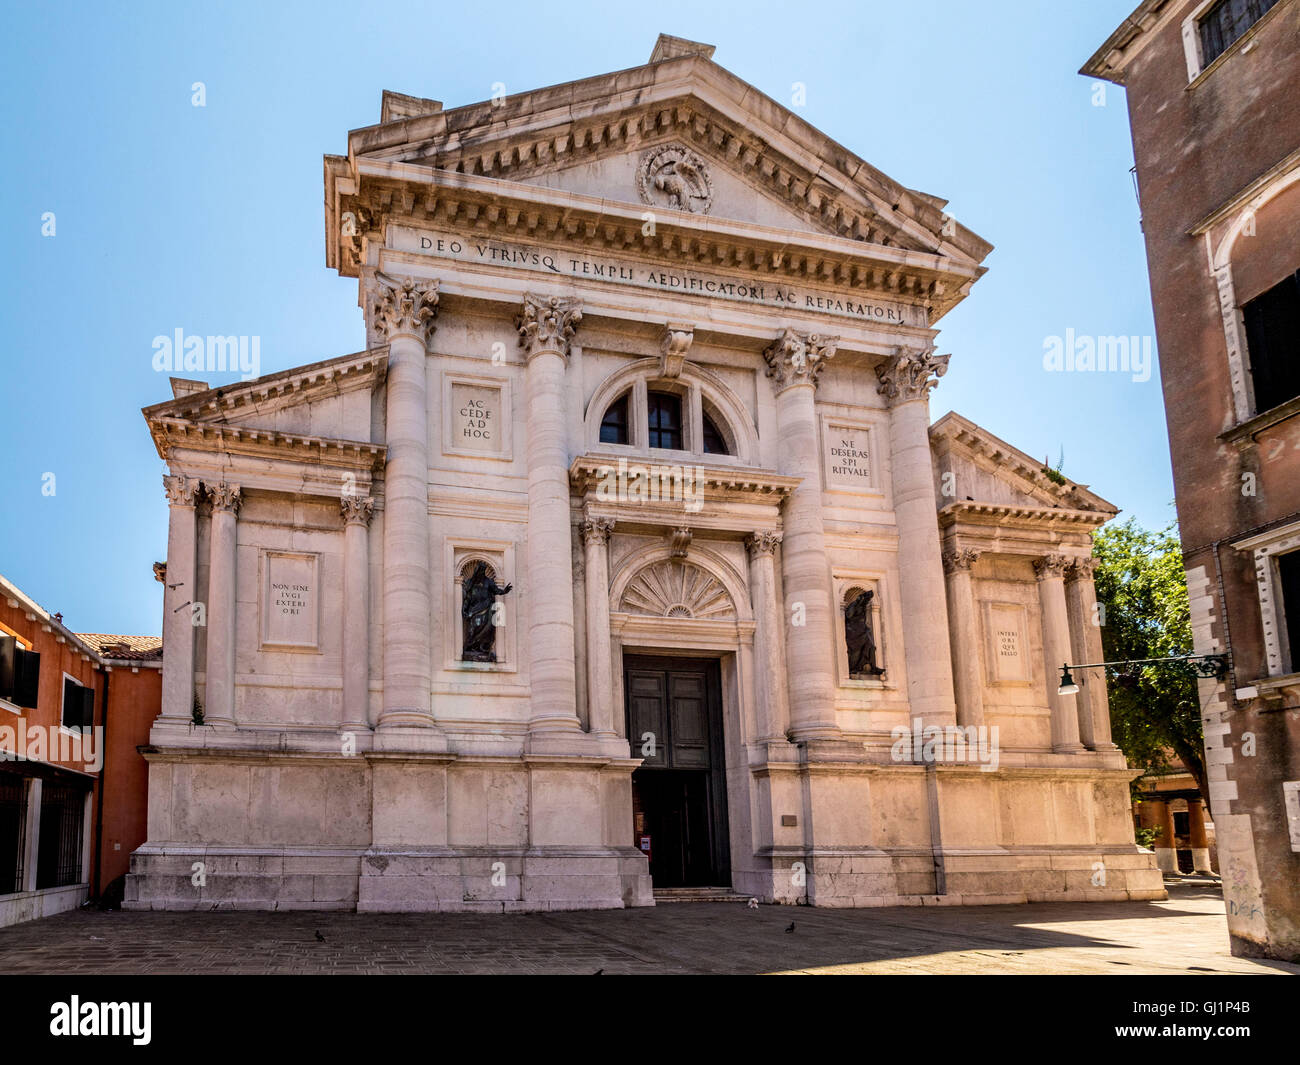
[
  {"x1": 986, "y1": 602, "x2": 1029, "y2": 684},
  {"x1": 824, "y1": 424, "x2": 874, "y2": 489},
  {"x1": 450, "y1": 383, "x2": 502, "y2": 453},
  {"x1": 261, "y1": 552, "x2": 319, "y2": 650}
]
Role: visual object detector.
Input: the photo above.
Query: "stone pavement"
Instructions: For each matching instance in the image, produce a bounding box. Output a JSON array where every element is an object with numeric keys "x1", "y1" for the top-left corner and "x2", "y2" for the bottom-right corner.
[{"x1": 0, "y1": 882, "x2": 1295, "y2": 975}]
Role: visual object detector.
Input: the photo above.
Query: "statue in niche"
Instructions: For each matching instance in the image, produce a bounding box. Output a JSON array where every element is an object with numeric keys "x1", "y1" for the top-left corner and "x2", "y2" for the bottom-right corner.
[
  {"x1": 844, "y1": 590, "x2": 884, "y2": 677},
  {"x1": 461, "y1": 561, "x2": 512, "y2": 662}
]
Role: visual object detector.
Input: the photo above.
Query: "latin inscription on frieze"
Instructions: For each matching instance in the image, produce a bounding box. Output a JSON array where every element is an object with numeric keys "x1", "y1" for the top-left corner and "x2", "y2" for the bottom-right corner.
[{"x1": 392, "y1": 226, "x2": 925, "y2": 328}]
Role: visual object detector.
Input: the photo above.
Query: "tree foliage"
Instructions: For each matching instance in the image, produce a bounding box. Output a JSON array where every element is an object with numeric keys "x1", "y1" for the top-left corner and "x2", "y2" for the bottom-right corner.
[{"x1": 1091, "y1": 518, "x2": 1209, "y2": 807}]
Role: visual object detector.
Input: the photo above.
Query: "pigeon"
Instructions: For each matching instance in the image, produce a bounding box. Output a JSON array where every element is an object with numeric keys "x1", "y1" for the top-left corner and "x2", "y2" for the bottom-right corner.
[
  {"x1": 593, "y1": 968, "x2": 604, "y2": 975},
  {"x1": 314, "y1": 930, "x2": 326, "y2": 942},
  {"x1": 747, "y1": 898, "x2": 759, "y2": 909},
  {"x1": 785, "y1": 921, "x2": 796, "y2": 933}
]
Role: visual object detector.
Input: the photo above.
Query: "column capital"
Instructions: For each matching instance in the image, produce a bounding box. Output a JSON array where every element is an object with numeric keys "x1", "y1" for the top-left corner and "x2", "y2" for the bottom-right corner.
[
  {"x1": 941, "y1": 547, "x2": 981, "y2": 574},
  {"x1": 1066, "y1": 556, "x2": 1099, "y2": 581},
  {"x1": 875, "y1": 347, "x2": 950, "y2": 405},
  {"x1": 745, "y1": 531, "x2": 783, "y2": 558},
  {"x1": 208, "y1": 481, "x2": 242, "y2": 514},
  {"x1": 163, "y1": 473, "x2": 200, "y2": 507},
  {"x1": 340, "y1": 495, "x2": 375, "y2": 527},
  {"x1": 371, "y1": 273, "x2": 440, "y2": 344},
  {"x1": 763, "y1": 329, "x2": 837, "y2": 391},
  {"x1": 516, "y1": 293, "x2": 582, "y2": 359},
  {"x1": 1033, "y1": 553, "x2": 1070, "y2": 581},
  {"x1": 580, "y1": 515, "x2": 616, "y2": 545}
]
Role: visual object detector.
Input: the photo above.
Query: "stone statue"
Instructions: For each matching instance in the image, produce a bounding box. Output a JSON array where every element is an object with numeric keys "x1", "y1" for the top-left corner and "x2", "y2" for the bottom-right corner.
[
  {"x1": 461, "y1": 561, "x2": 512, "y2": 662},
  {"x1": 844, "y1": 590, "x2": 884, "y2": 677}
]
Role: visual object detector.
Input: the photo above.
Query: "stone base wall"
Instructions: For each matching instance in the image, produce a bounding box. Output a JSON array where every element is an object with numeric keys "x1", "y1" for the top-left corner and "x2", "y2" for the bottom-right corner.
[
  {"x1": 125, "y1": 745, "x2": 1162, "y2": 912},
  {"x1": 0, "y1": 884, "x2": 89, "y2": 927},
  {"x1": 125, "y1": 747, "x2": 654, "y2": 913}
]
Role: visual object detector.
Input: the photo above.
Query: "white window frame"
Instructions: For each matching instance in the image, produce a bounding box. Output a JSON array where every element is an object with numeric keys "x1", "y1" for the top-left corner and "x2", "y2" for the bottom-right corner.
[{"x1": 1235, "y1": 519, "x2": 1300, "y2": 677}]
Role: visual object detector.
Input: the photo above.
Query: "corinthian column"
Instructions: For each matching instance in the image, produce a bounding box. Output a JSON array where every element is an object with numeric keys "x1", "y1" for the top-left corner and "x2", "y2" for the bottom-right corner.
[
  {"x1": 205, "y1": 481, "x2": 241, "y2": 728},
  {"x1": 517, "y1": 293, "x2": 585, "y2": 745},
  {"x1": 341, "y1": 495, "x2": 375, "y2": 732},
  {"x1": 764, "y1": 330, "x2": 839, "y2": 741},
  {"x1": 876, "y1": 349, "x2": 957, "y2": 728},
  {"x1": 371, "y1": 274, "x2": 439, "y2": 729},
  {"x1": 746, "y1": 531, "x2": 790, "y2": 743},
  {"x1": 1035, "y1": 553, "x2": 1083, "y2": 752},
  {"x1": 160, "y1": 475, "x2": 200, "y2": 726},
  {"x1": 581, "y1": 515, "x2": 617, "y2": 738},
  {"x1": 942, "y1": 548, "x2": 984, "y2": 727},
  {"x1": 1065, "y1": 556, "x2": 1116, "y2": 750}
]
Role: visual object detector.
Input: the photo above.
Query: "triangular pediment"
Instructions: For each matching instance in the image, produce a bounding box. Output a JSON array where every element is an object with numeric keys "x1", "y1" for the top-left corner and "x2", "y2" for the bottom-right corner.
[
  {"x1": 330, "y1": 35, "x2": 993, "y2": 286},
  {"x1": 930, "y1": 412, "x2": 1117, "y2": 516},
  {"x1": 142, "y1": 348, "x2": 386, "y2": 455}
]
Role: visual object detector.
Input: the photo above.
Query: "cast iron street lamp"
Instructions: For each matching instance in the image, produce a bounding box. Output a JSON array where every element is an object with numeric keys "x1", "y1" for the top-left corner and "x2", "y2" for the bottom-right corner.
[{"x1": 1057, "y1": 654, "x2": 1230, "y2": 695}]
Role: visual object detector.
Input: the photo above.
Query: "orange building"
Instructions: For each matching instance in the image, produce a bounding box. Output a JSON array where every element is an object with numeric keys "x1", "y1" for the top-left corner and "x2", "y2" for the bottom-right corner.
[
  {"x1": 0, "y1": 571, "x2": 161, "y2": 926},
  {"x1": 77, "y1": 634, "x2": 162, "y2": 901}
]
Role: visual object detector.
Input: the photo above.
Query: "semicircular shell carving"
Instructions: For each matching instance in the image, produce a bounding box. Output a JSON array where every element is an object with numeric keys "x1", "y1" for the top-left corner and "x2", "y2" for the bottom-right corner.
[
  {"x1": 620, "y1": 560, "x2": 734, "y2": 620},
  {"x1": 637, "y1": 144, "x2": 713, "y2": 215}
]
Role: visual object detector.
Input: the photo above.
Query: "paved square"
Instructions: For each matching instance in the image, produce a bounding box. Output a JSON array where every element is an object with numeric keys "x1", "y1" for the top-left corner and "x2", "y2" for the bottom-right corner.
[{"x1": 0, "y1": 882, "x2": 1295, "y2": 975}]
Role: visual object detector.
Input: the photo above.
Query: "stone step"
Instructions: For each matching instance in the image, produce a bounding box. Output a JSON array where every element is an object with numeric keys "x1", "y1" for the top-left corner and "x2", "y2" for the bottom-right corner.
[{"x1": 653, "y1": 887, "x2": 753, "y2": 904}]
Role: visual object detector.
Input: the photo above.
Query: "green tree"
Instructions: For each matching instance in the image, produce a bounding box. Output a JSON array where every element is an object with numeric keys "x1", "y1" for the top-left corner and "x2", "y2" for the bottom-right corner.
[{"x1": 1091, "y1": 518, "x2": 1209, "y2": 808}]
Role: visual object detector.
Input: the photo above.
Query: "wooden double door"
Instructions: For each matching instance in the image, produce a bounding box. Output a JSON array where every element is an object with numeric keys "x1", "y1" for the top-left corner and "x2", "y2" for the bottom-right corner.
[{"x1": 625, "y1": 655, "x2": 730, "y2": 888}]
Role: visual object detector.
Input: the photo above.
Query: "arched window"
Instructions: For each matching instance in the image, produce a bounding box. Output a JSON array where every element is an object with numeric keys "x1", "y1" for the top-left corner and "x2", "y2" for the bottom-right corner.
[
  {"x1": 702, "y1": 411, "x2": 729, "y2": 455},
  {"x1": 599, "y1": 392, "x2": 630, "y2": 445},
  {"x1": 647, "y1": 391, "x2": 683, "y2": 450}
]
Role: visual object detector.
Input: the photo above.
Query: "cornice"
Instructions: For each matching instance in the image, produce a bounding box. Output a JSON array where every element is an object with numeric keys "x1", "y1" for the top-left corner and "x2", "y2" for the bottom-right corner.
[
  {"x1": 937, "y1": 501, "x2": 1114, "y2": 531},
  {"x1": 336, "y1": 163, "x2": 982, "y2": 324},
  {"x1": 147, "y1": 416, "x2": 386, "y2": 470},
  {"x1": 569, "y1": 454, "x2": 798, "y2": 502}
]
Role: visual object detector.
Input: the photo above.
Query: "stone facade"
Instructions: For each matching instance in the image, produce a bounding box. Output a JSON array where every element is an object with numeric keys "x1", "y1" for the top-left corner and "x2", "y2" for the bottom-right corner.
[
  {"x1": 127, "y1": 35, "x2": 1160, "y2": 913},
  {"x1": 1084, "y1": 0, "x2": 1300, "y2": 959}
]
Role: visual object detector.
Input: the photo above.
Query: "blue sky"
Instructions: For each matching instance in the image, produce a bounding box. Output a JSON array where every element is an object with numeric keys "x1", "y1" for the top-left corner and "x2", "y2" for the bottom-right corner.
[{"x1": 0, "y1": 0, "x2": 1167, "y2": 637}]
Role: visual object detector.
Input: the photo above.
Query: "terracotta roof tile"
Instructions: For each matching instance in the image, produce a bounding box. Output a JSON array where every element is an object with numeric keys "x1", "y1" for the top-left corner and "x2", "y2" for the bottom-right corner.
[{"x1": 76, "y1": 633, "x2": 163, "y2": 660}]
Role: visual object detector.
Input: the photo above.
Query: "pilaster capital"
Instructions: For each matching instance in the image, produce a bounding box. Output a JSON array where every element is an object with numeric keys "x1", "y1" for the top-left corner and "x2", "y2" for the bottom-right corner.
[
  {"x1": 941, "y1": 548, "x2": 981, "y2": 574},
  {"x1": 370, "y1": 273, "x2": 440, "y2": 344},
  {"x1": 1033, "y1": 553, "x2": 1070, "y2": 581},
  {"x1": 581, "y1": 515, "x2": 616, "y2": 546},
  {"x1": 875, "y1": 347, "x2": 950, "y2": 405},
  {"x1": 745, "y1": 531, "x2": 783, "y2": 558},
  {"x1": 516, "y1": 293, "x2": 582, "y2": 359},
  {"x1": 763, "y1": 329, "x2": 837, "y2": 391},
  {"x1": 163, "y1": 473, "x2": 200, "y2": 507},
  {"x1": 1066, "y1": 556, "x2": 1099, "y2": 581},
  {"x1": 208, "y1": 481, "x2": 242, "y2": 514},
  {"x1": 340, "y1": 495, "x2": 375, "y2": 527},
  {"x1": 660, "y1": 323, "x2": 695, "y2": 379}
]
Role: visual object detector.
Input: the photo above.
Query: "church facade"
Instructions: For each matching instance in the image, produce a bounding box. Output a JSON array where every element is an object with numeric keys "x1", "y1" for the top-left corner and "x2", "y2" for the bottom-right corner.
[{"x1": 127, "y1": 36, "x2": 1161, "y2": 912}]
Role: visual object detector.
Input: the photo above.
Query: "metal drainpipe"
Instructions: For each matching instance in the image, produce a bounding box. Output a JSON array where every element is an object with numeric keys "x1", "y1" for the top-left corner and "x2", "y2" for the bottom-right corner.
[{"x1": 92, "y1": 665, "x2": 109, "y2": 902}]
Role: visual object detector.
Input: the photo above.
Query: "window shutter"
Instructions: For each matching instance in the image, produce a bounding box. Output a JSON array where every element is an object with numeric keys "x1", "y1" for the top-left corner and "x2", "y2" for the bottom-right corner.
[
  {"x1": 81, "y1": 685, "x2": 96, "y2": 730},
  {"x1": 0, "y1": 635, "x2": 14, "y2": 700},
  {"x1": 12, "y1": 649, "x2": 40, "y2": 708},
  {"x1": 62, "y1": 677, "x2": 79, "y2": 730}
]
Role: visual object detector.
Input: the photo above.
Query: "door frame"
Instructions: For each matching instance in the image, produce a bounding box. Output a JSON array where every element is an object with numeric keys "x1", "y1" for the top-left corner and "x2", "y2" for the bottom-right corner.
[{"x1": 624, "y1": 653, "x2": 731, "y2": 886}]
